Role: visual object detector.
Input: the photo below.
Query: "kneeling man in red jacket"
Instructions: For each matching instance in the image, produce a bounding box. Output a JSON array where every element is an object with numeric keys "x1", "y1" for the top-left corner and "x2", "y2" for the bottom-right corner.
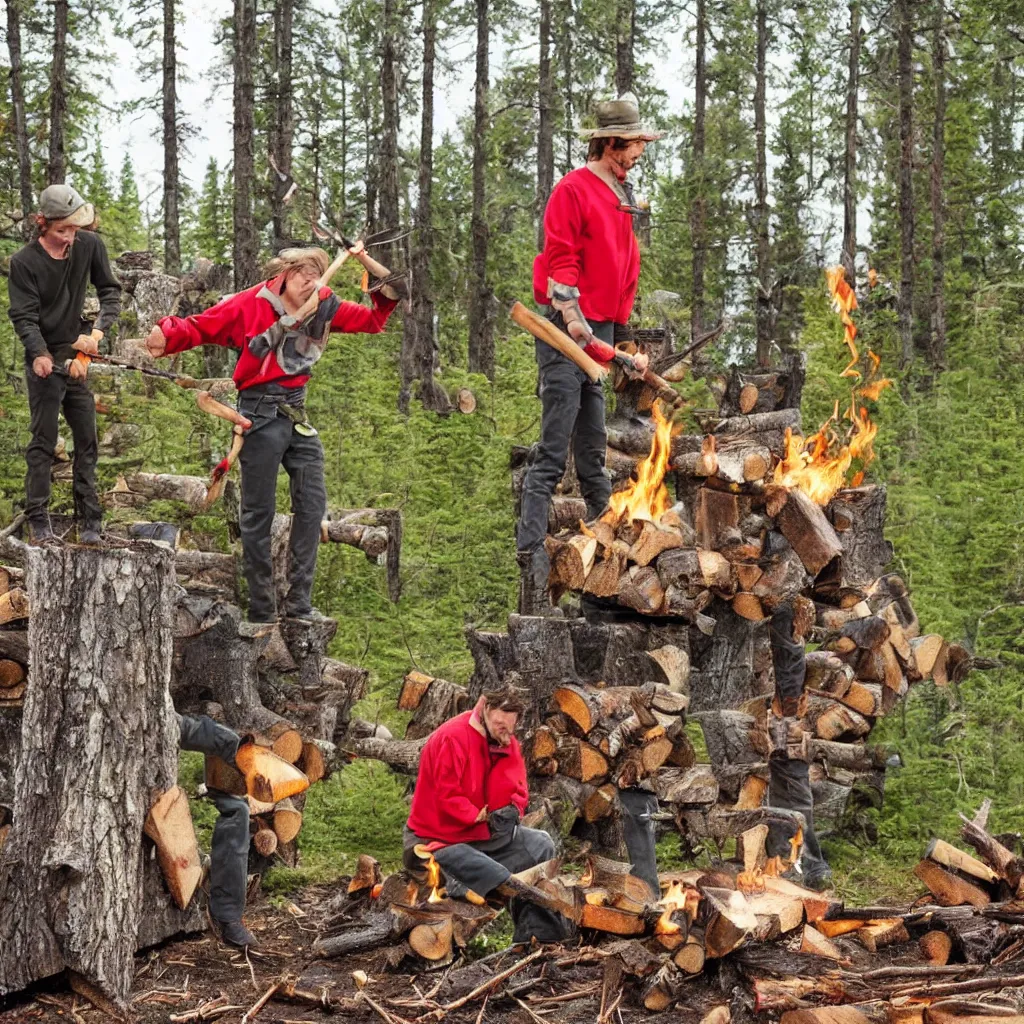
[{"x1": 405, "y1": 689, "x2": 570, "y2": 943}]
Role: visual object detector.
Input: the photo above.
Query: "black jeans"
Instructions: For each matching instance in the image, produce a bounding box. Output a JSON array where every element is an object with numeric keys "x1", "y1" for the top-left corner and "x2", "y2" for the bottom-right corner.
[
  {"x1": 402, "y1": 825, "x2": 571, "y2": 943},
  {"x1": 177, "y1": 715, "x2": 251, "y2": 923},
  {"x1": 24, "y1": 367, "x2": 101, "y2": 525},
  {"x1": 767, "y1": 604, "x2": 829, "y2": 879},
  {"x1": 236, "y1": 401, "x2": 327, "y2": 621},
  {"x1": 516, "y1": 317, "x2": 614, "y2": 554}
]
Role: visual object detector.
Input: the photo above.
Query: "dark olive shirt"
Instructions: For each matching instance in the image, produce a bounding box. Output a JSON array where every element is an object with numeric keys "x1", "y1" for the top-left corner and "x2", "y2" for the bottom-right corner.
[{"x1": 7, "y1": 231, "x2": 121, "y2": 364}]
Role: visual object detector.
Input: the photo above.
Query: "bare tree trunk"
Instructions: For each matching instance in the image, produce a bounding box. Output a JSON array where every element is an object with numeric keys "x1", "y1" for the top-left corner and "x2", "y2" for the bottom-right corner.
[
  {"x1": 559, "y1": 0, "x2": 574, "y2": 175},
  {"x1": 929, "y1": 0, "x2": 946, "y2": 370},
  {"x1": 6, "y1": 0, "x2": 33, "y2": 236},
  {"x1": 400, "y1": 0, "x2": 450, "y2": 415},
  {"x1": 537, "y1": 0, "x2": 555, "y2": 251},
  {"x1": 232, "y1": 0, "x2": 259, "y2": 289},
  {"x1": 162, "y1": 0, "x2": 181, "y2": 275},
  {"x1": 378, "y1": 0, "x2": 401, "y2": 270},
  {"x1": 271, "y1": 0, "x2": 295, "y2": 241},
  {"x1": 467, "y1": 0, "x2": 493, "y2": 377},
  {"x1": 47, "y1": 0, "x2": 69, "y2": 184},
  {"x1": 896, "y1": 0, "x2": 915, "y2": 369},
  {"x1": 690, "y1": 0, "x2": 707, "y2": 344},
  {"x1": 841, "y1": 1, "x2": 860, "y2": 287},
  {"x1": 614, "y1": 0, "x2": 634, "y2": 96},
  {"x1": 0, "y1": 547, "x2": 194, "y2": 1004},
  {"x1": 753, "y1": 0, "x2": 771, "y2": 368}
]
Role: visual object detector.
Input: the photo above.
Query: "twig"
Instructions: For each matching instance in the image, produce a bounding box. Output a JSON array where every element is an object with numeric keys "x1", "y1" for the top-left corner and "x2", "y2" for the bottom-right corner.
[
  {"x1": 529, "y1": 985, "x2": 601, "y2": 1006},
  {"x1": 440, "y1": 949, "x2": 545, "y2": 1012},
  {"x1": 240, "y1": 981, "x2": 280, "y2": 1024},
  {"x1": 514, "y1": 997, "x2": 550, "y2": 1024},
  {"x1": 244, "y1": 946, "x2": 258, "y2": 990},
  {"x1": 359, "y1": 990, "x2": 408, "y2": 1024},
  {"x1": 474, "y1": 995, "x2": 488, "y2": 1024},
  {"x1": 600, "y1": 987, "x2": 624, "y2": 1024},
  {"x1": 890, "y1": 974, "x2": 1024, "y2": 999},
  {"x1": 423, "y1": 958, "x2": 459, "y2": 1000}
]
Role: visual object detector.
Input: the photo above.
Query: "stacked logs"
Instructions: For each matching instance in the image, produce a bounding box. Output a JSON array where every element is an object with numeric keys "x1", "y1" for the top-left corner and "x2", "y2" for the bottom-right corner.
[
  {"x1": 311, "y1": 807, "x2": 1024, "y2": 1018},
  {"x1": 0, "y1": 564, "x2": 27, "y2": 711}
]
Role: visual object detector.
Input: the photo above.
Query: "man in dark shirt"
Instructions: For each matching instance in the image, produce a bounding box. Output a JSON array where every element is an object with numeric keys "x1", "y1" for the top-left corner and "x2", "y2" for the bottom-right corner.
[{"x1": 7, "y1": 184, "x2": 121, "y2": 545}]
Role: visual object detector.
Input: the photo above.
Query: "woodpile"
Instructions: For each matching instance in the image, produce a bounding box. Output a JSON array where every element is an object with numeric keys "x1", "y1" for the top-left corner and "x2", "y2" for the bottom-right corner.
[
  {"x1": 298, "y1": 805, "x2": 1024, "y2": 1019},
  {"x1": 496, "y1": 347, "x2": 976, "y2": 860}
]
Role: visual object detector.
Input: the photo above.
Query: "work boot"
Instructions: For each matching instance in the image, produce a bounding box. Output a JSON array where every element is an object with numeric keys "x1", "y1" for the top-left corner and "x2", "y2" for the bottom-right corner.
[
  {"x1": 284, "y1": 606, "x2": 330, "y2": 624},
  {"x1": 78, "y1": 521, "x2": 102, "y2": 546},
  {"x1": 26, "y1": 519, "x2": 57, "y2": 546},
  {"x1": 130, "y1": 521, "x2": 179, "y2": 550},
  {"x1": 214, "y1": 917, "x2": 260, "y2": 949},
  {"x1": 516, "y1": 548, "x2": 561, "y2": 618}
]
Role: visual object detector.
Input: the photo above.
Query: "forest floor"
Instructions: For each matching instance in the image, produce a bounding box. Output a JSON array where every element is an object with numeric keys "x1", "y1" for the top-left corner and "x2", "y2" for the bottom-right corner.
[{"x1": 0, "y1": 886, "x2": 615, "y2": 1024}]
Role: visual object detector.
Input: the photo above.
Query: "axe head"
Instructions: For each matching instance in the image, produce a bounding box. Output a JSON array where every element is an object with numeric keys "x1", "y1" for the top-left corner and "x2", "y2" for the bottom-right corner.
[{"x1": 268, "y1": 152, "x2": 298, "y2": 204}]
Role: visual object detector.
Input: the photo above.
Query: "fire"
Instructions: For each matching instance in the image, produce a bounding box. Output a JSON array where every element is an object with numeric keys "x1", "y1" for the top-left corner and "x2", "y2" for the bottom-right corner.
[
  {"x1": 655, "y1": 881, "x2": 698, "y2": 935},
  {"x1": 424, "y1": 855, "x2": 445, "y2": 903},
  {"x1": 736, "y1": 857, "x2": 785, "y2": 895},
  {"x1": 604, "y1": 402, "x2": 677, "y2": 525},
  {"x1": 772, "y1": 266, "x2": 892, "y2": 506}
]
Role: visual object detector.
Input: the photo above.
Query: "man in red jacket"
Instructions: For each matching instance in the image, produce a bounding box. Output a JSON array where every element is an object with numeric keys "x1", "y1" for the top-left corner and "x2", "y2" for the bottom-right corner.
[
  {"x1": 146, "y1": 246, "x2": 398, "y2": 622},
  {"x1": 404, "y1": 690, "x2": 570, "y2": 943},
  {"x1": 518, "y1": 92, "x2": 662, "y2": 613}
]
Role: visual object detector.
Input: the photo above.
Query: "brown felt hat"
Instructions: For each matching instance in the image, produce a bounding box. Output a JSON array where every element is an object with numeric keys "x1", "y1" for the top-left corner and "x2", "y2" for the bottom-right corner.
[{"x1": 577, "y1": 92, "x2": 665, "y2": 141}]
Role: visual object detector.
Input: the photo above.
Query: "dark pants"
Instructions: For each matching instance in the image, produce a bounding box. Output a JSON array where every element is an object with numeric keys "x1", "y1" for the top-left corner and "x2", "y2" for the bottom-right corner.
[
  {"x1": 177, "y1": 715, "x2": 251, "y2": 923},
  {"x1": 516, "y1": 318, "x2": 614, "y2": 554},
  {"x1": 619, "y1": 788, "x2": 660, "y2": 897},
  {"x1": 403, "y1": 825, "x2": 571, "y2": 943},
  {"x1": 767, "y1": 605, "x2": 829, "y2": 880},
  {"x1": 24, "y1": 367, "x2": 101, "y2": 526},
  {"x1": 236, "y1": 406, "x2": 327, "y2": 622}
]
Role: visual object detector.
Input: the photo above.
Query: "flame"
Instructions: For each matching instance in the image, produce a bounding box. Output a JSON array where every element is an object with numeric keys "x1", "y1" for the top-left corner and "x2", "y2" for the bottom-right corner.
[
  {"x1": 736, "y1": 857, "x2": 785, "y2": 895},
  {"x1": 604, "y1": 402, "x2": 677, "y2": 525},
  {"x1": 424, "y1": 855, "x2": 445, "y2": 904},
  {"x1": 654, "y1": 881, "x2": 697, "y2": 935},
  {"x1": 772, "y1": 267, "x2": 892, "y2": 506}
]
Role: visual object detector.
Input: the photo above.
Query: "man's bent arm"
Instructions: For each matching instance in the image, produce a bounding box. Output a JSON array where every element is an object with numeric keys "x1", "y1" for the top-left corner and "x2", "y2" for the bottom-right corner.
[
  {"x1": 7, "y1": 261, "x2": 48, "y2": 361},
  {"x1": 157, "y1": 295, "x2": 245, "y2": 355}
]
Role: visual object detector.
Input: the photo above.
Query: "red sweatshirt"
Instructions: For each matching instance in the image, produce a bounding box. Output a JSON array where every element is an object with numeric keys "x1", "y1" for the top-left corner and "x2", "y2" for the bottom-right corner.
[
  {"x1": 157, "y1": 282, "x2": 397, "y2": 391},
  {"x1": 532, "y1": 166, "x2": 641, "y2": 325},
  {"x1": 407, "y1": 711, "x2": 529, "y2": 845}
]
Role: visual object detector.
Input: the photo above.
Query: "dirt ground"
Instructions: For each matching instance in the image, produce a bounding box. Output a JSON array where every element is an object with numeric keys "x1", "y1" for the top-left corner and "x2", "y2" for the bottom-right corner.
[{"x1": 0, "y1": 886, "x2": 629, "y2": 1024}]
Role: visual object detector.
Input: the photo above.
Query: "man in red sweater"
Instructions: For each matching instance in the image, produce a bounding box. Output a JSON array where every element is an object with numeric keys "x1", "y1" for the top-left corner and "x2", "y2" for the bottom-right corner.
[
  {"x1": 518, "y1": 93, "x2": 662, "y2": 613},
  {"x1": 146, "y1": 246, "x2": 398, "y2": 622},
  {"x1": 404, "y1": 690, "x2": 570, "y2": 943}
]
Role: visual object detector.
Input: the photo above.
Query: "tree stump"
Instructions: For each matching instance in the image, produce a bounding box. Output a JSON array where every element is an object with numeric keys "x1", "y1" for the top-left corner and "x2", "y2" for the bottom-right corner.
[{"x1": 0, "y1": 544, "x2": 203, "y2": 1005}]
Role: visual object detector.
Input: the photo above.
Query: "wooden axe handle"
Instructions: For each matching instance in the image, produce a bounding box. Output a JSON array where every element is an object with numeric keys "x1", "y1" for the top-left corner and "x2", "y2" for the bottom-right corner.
[
  {"x1": 509, "y1": 302, "x2": 608, "y2": 383},
  {"x1": 195, "y1": 390, "x2": 252, "y2": 429}
]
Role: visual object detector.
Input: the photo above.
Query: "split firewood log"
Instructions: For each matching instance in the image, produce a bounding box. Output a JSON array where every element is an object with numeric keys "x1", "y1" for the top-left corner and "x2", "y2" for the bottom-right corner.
[
  {"x1": 781, "y1": 1007, "x2": 875, "y2": 1024},
  {"x1": 656, "y1": 766, "x2": 719, "y2": 806},
  {"x1": 752, "y1": 976, "x2": 849, "y2": 1013},
  {"x1": 641, "y1": 962, "x2": 687, "y2": 1011},
  {"x1": 925, "y1": 839, "x2": 999, "y2": 885},
  {"x1": 397, "y1": 670, "x2": 434, "y2": 710},
  {"x1": 836, "y1": 682, "x2": 883, "y2": 717},
  {"x1": 321, "y1": 520, "x2": 389, "y2": 560},
  {"x1": 628, "y1": 521, "x2": 683, "y2": 567},
  {"x1": 958, "y1": 813, "x2": 1023, "y2": 891},
  {"x1": 584, "y1": 853, "x2": 657, "y2": 903},
  {"x1": 804, "y1": 652, "x2": 854, "y2": 697},
  {"x1": 549, "y1": 495, "x2": 587, "y2": 533},
  {"x1": 908, "y1": 635, "x2": 948, "y2": 682},
  {"x1": 0, "y1": 565, "x2": 25, "y2": 596},
  {"x1": 0, "y1": 589, "x2": 29, "y2": 626},
  {"x1": 0, "y1": 682, "x2": 25, "y2": 703},
  {"x1": 401, "y1": 674, "x2": 469, "y2": 740},
  {"x1": 798, "y1": 923, "x2": 844, "y2": 961},
  {"x1": 919, "y1": 929, "x2": 953, "y2": 965},
  {"x1": 273, "y1": 798, "x2": 303, "y2": 844},
  {"x1": 702, "y1": 887, "x2": 759, "y2": 958},
  {"x1": 775, "y1": 488, "x2": 844, "y2": 576},
  {"x1": 554, "y1": 736, "x2": 608, "y2": 783},
  {"x1": 143, "y1": 786, "x2": 203, "y2": 910},
  {"x1": 913, "y1": 859, "x2": 992, "y2": 907},
  {"x1": 546, "y1": 533, "x2": 597, "y2": 591},
  {"x1": 732, "y1": 593, "x2": 766, "y2": 621},
  {"x1": 856, "y1": 918, "x2": 909, "y2": 951},
  {"x1": 584, "y1": 544, "x2": 629, "y2": 598},
  {"x1": 347, "y1": 854, "x2": 382, "y2": 894},
  {"x1": 583, "y1": 783, "x2": 619, "y2": 822},
  {"x1": 253, "y1": 721, "x2": 304, "y2": 764},
  {"x1": 617, "y1": 564, "x2": 666, "y2": 615},
  {"x1": 695, "y1": 489, "x2": 741, "y2": 552},
  {"x1": 551, "y1": 683, "x2": 652, "y2": 735},
  {"x1": 746, "y1": 888, "x2": 805, "y2": 939},
  {"x1": 804, "y1": 696, "x2": 871, "y2": 741},
  {"x1": 234, "y1": 743, "x2": 310, "y2": 803}
]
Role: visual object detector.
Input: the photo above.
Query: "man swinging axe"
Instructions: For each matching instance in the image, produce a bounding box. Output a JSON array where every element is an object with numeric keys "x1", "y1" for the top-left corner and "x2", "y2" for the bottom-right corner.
[
  {"x1": 517, "y1": 92, "x2": 664, "y2": 615},
  {"x1": 146, "y1": 242, "x2": 401, "y2": 623}
]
